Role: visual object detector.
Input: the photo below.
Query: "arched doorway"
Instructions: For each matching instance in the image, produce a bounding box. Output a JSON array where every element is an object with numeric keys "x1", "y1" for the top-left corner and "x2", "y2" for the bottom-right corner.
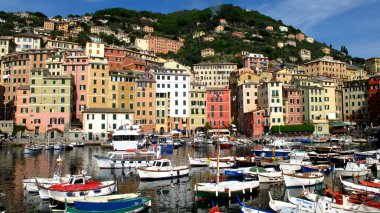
[{"x1": 159, "y1": 127, "x2": 164, "y2": 135}]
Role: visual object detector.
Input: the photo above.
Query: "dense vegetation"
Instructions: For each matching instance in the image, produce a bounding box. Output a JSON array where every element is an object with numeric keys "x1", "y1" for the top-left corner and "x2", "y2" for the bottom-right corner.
[
  {"x1": 0, "y1": 4, "x2": 364, "y2": 68},
  {"x1": 271, "y1": 124, "x2": 315, "y2": 133}
]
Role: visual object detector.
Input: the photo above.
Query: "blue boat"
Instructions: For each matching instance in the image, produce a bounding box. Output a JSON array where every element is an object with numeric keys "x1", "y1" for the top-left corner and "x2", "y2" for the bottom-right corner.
[
  {"x1": 252, "y1": 140, "x2": 291, "y2": 159},
  {"x1": 302, "y1": 164, "x2": 330, "y2": 175},
  {"x1": 224, "y1": 168, "x2": 246, "y2": 178},
  {"x1": 354, "y1": 151, "x2": 377, "y2": 160},
  {"x1": 237, "y1": 196, "x2": 272, "y2": 213},
  {"x1": 71, "y1": 196, "x2": 151, "y2": 212}
]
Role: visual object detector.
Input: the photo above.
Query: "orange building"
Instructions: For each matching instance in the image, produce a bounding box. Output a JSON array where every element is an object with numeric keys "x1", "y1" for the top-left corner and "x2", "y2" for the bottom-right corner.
[
  {"x1": 135, "y1": 71, "x2": 156, "y2": 133},
  {"x1": 147, "y1": 36, "x2": 184, "y2": 54}
]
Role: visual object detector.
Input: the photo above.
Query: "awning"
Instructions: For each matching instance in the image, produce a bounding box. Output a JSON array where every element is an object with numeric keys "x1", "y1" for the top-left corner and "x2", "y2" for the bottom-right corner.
[{"x1": 331, "y1": 122, "x2": 349, "y2": 127}]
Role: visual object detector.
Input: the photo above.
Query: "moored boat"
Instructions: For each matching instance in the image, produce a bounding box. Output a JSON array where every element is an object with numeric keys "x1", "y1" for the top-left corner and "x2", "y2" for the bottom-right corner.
[
  {"x1": 136, "y1": 159, "x2": 189, "y2": 180},
  {"x1": 94, "y1": 145, "x2": 161, "y2": 169},
  {"x1": 252, "y1": 140, "x2": 291, "y2": 159},
  {"x1": 335, "y1": 162, "x2": 370, "y2": 177},
  {"x1": 70, "y1": 196, "x2": 151, "y2": 213},
  {"x1": 38, "y1": 175, "x2": 116, "y2": 200},
  {"x1": 51, "y1": 193, "x2": 139, "y2": 204},
  {"x1": 283, "y1": 171, "x2": 324, "y2": 187},
  {"x1": 340, "y1": 176, "x2": 380, "y2": 194}
]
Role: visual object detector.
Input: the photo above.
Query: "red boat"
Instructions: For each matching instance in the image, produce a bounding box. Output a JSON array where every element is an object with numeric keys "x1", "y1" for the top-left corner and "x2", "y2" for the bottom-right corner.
[
  {"x1": 358, "y1": 179, "x2": 380, "y2": 188},
  {"x1": 325, "y1": 188, "x2": 380, "y2": 209}
]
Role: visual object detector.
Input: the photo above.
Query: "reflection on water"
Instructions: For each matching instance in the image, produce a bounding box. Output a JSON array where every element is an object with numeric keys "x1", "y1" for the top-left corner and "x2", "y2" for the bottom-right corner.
[{"x1": 0, "y1": 142, "x2": 379, "y2": 212}]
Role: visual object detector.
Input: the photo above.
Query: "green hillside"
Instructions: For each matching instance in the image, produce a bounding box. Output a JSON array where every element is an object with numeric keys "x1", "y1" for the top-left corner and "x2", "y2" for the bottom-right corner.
[{"x1": 0, "y1": 4, "x2": 365, "y2": 67}]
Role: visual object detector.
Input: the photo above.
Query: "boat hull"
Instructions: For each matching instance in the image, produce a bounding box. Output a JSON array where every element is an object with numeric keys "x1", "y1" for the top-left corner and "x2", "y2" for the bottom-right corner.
[
  {"x1": 73, "y1": 196, "x2": 151, "y2": 212},
  {"x1": 137, "y1": 166, "x2": 190, "y2": 180},
  {"x1": 335, "y1": 169, "x2": 369, "y2": 177},
  {"x1": 257, "y1": 172, "x2": 284, "y2": 183},
  {"x1": 253, "y1": 150, "x2": 290, "y2": 158},
  {"x1": 39, "y1": 181, "x2": 116, "y2": 200},
  {"x1": 194, "y1": 180, "x2": 259, "y2": 201},
  {"x1": 94, "y1": 155, "x2": 155, "y2": 169},
  {"x1": 283, "y1": 172, "x2": 324, "y2": 187}
]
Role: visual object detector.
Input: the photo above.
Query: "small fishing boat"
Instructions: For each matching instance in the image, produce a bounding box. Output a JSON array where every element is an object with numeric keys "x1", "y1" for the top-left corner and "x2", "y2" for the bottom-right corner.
[
  {"x1": 208, "y1": 158, "x2": 236, "y2": 169},
  {"x1": 368, "y1": 136, "x2": 379, "y2": 143},
  {"x1": 252, "y1": 140, "x2": 291, "y2": 159},
  {"x1": 136, "y1": 159, "x2": 189, "y2": 180},
  {"x1": 23, "y1": 144, "x2": 43, "y2": 154},
  {"x1": 288, "y1": 150, "x2": 310, "y2": 160},
  {"x1": 51, "y1": 193, "x2": 139, "y2": 204},
  {"x1": 357, "y1": 179, "x2": 380, "y2": 188},
  {"x1": 70, "y1": 142, "x2": 84, "y2": 147},
  {"x1": 308, "y1": 152, "x2": 339, "y2": 164},
  {"x1": 38, "y1": 175, "x2": 116, "y2": 200},
  {"x1": 313, "y1": 145, "x2": 342, "y2": 153},
  {"x1": 225, "y1": 167, "x2": 249, "y2": 178},
  {"x1": 194, "y1": 180, "x2": 259, "y2": 201},
  {"x1": 279, "y1": 159, "x2": 312, "y2": 171},
  {"x1": 301, "y1": 164, "x2": 330, "y2": 175},
  {"x1": 268, "y1": 191, "x2": 313, "y2": 213},
  {"x1": 334, "y1": 162, "x2": 370, "y2": 177},
  {"x1": 257, "y1": 170, "x2": 284, "y2": 183},
  {"x1": 237, "y1": 196, "x2": 271, "y2": 213},
  {"x1": 329, "y1": 155, "x2": 355, "y2": 167},
  {"x1": 340, "y1": 176, "x2": 380, "y2": 194},
  {"x1": 219, "y1": 136, "x2": 231, "y2": 148},
  {"x1": 354, "y1": 151, "x2": 378, "y2": 160},
  {"x1": 67, "y1": 196, "x2": 151, "y2": 213},
  {"x1": 352, "y1": 138, "x2": 368, "y2": 144},
  {"x1": 283, "y1": 171, "x2": 324, "y2": 187}
]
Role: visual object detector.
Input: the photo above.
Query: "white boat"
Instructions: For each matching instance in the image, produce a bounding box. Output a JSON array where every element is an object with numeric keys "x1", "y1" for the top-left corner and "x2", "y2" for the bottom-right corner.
[
  {"x1": 111, "y1": 125, "x2": 145, "y2": 151},
  {"x1": 283, "y1": 171, "x2": 324, "y2": 187},
  {"x1": 340, "y1": 176, "x2": 380, "y2": 194},
  {"x1": 288, "y1": 150, "x2": 310, "y2": 160},
  {"x1": 237, "y1": 196, "x2": 271, "y2": 213},
  {"x1": 23, "y1": 156, "x2": 65, "y2": 192},
  {"x1": 258, "y1": 171, "x2": 284, "y2": 183},
  {"x1": 334, "y1": 162, "x2": 370, "y2": 177},
  {"x1": 268, "y1": 191, "x2": 313, "y2": 213},
  {"x1": 279, "y1": 159, "x2": 312, "y2": 171},
  {"x1": 194, "y1": 180, "x2": 259, "y2": 200},
  {"x1": 136, "y1": 159, "x2": 189, "y2": 180},
  {"x1": 38, "y1": 175, "x2": 116, "y2": 200},
  {"x1": 352, "y1": 138, "x2": 368, "y2": 144},
  {"x1": 94, "y1": 145, "x2": 161, "y2": 169},
  {"x1": 188, "y1": 154, "x2": 240, "y2": 167},
  {"x1": 296, "y1": 189, "x2": 379, "y2": 213},
  {"x1": 252, "y1": 139, "x2": 291, "y2": 159},
  {"x1": 50, "y1": 192, "x2": 139, "y2": 204},
  {"x1": 23, "y1": 144, "x2": 43, "y2": 154}
]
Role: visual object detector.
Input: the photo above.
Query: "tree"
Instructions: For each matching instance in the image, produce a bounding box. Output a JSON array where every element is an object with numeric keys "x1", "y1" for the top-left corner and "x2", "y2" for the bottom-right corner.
[{"x1": 204, "y1": 122, "x2": 212, "y2": 134}]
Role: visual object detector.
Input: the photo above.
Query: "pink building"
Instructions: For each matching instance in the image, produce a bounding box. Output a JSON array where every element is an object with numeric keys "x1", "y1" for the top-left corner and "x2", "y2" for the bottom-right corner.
[
  {"x1": 206, "y1": 87, "x2": 231, "y2": 130},
  {"x1": 62, "y1": 50, "x2": 89, "y2": 121},
  {"x1": 283, "y1": 87, "x2": 303, "y2": 124},
  {"x1": 243, "y1": 108, "x2": 269, "y2": 137},
  {"x1": 15, "y1": 69, "x2": 72, "y2": 136},
  {"x1": 243, "y1": 53, "x2": 269, "y2": 73}
]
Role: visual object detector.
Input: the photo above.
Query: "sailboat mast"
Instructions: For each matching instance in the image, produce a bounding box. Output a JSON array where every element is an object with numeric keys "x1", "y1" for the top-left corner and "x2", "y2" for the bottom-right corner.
[{"x1": 216, "y1": 124, "x2": 220, "y2": 184}]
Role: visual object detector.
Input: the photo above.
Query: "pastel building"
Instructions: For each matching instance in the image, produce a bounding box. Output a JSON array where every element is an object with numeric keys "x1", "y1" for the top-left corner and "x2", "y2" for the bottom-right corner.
[
  {"x1": 135, "y1": 71, "x2": 156, "y2": 133},
  {"x1": 0, "y1": 36, "x2": 16, "y2": 59},
  {"x1": 365, "y1": 57, "x2": 380, "y2": 75},
  {"x1": 236, "y1": 82, "x2": 259, "y2": 133},
  {"x1": 243, "y1": 53, "x2": 269, "y2": 73},
  {"x1": 108, "y1": 69, "x2": 136, "y2": 110},
  {"x1": 283, "y1": 86, "x2": 303, "y2": 124},
  {"x1": 304, "y1": 56, "x2": 347, "y2": 79},
  {"x1": 15, "y1": 69, "x2": 72, "y2": 137},
  {"x1": 342, "y1": 80, "x2": 369, "y2": 125},
  {"x1": 258, "y1": 81, "x2": 284, "y2": 129},
  {"x1": 104, "y1": 45, "x2": 125, "y2": 71},
  {"x1": 62, "y1": 50, "x2": 89, "y2": 121},
  {"x1": 369, "y1": 76, "x2": 380, "y2": 126},
  {"x1": 193, "y1": 62, "x2": 238, "y2": 88},
  {"x1": 147, "y1": 36, "x2": 184, "y2": 54},
  {"x1": 45, "y1": 39, "x2": 79, "y2": 50},
  {"x1": 83, "y1": 108, "x2": 133, "y2": 140},
  {"x1": 14, "y1": 33, "x2": 41, "y2": 52},
  {"x1": 189, "y1": 82, "x2": 206, "y2": 134},
  {"x1": 86, "y1": 42, "x2": 105, "y2": 58},
  {"x1": 243, "y1": 108, "x2": 270, "y2": 137},
  {"x1": 87, "y1": 57, "x2": 109, "y2": 109},
  {"x1": 206, "y1": 87, "x2": 231, "y2": 132}
]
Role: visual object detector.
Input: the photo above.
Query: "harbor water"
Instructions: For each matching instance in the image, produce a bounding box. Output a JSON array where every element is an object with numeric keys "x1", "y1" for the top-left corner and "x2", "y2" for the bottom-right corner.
[{"x1": 0, "y1": 142, "x2": 379, "y2": 213}]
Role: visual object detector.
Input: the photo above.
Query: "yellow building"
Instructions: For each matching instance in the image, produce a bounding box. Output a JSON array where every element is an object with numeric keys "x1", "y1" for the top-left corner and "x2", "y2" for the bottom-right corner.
[
  {"x1": 304, "y1": 56, "x2": 347, "y2": 78},
  {"x1": 155, "y1": 92, "x2": 169, "y2": 135},
  {"x1": 189, "y1": 82, "x2": 206, "y2": 134},
  {"x1": 108, "y1": 70, "x2": 136, "y2": 110},
  {"x1": 193, "y1": 62, "x2": 238, "y2": 88},
  {"x1": 87, "y1": 57, "x2": 109, "y2": 109},
  {"x1": 365, "y1": 57, "x2": 380, "y2": 74}
]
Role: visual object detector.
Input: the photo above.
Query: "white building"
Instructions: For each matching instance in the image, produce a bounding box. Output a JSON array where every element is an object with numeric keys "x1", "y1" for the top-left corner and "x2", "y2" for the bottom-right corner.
[
  {"x1": 14, "y1": 33, "x2": 41, "y2": 52},
  {"x1": 258, "y1": 81, "x2": 284, "y2": 127},
  {"x1": 279, "y1": 26, "x2": 288, "y2": 32},
  {"x1": 85, "y1": 42, "x2": 105, "y2": 58},
  {"x1": 83, "y1": 108, "x2": 134, "y2": 140},
  {"x1": 135, "y1": 38, "x2": 149, "y2": 51},
  {"x1": 153, "y1": 67, "x2": 190, "y2": 118}
]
